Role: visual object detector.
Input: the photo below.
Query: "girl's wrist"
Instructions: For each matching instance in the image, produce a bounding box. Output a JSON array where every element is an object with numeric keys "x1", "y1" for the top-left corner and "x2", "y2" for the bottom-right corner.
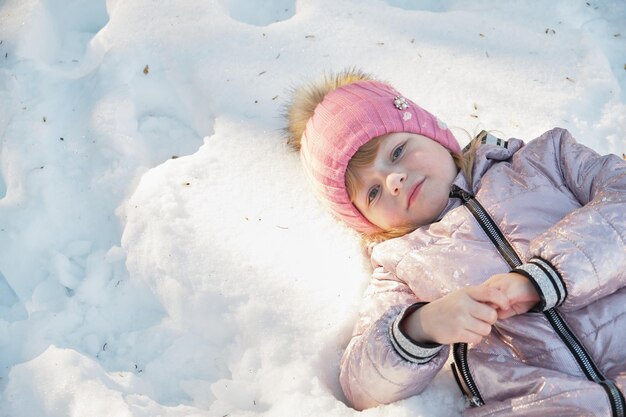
[
  {"x1": 399, "y1": 303, "x2": 436, "y2": 345},
  {"x1": 512, "y1": 258, "x2": 566, "y2": 311},
  {"x1": 390, "y1": 303, "x2": 443, "y2": 364}
]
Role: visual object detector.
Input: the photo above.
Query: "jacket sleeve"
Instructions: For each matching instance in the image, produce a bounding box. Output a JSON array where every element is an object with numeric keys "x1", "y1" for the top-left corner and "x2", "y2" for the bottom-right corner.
[
  {"x1": 512, "y1": 128, "x2": 626, "y2": 312},
  {"x1": 339, "y1": 262, "x2": 450, "y2": 410}
]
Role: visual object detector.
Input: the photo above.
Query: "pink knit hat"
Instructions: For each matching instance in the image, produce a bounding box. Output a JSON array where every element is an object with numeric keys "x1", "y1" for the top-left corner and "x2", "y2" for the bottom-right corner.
[{"x1": 300, "y1": 80, "x2": 461, "y2": 234}]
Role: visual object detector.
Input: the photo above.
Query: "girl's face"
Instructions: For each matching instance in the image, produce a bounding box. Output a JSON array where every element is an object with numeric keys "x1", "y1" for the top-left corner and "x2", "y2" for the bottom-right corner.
[{"x1": 351, "y1": 132, "x2": 458, "y2": 231}]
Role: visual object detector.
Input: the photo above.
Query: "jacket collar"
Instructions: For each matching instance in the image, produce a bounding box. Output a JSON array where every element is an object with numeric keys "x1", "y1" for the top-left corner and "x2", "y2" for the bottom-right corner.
[
  {"x1": 470, "y1": 135, "x2": 523, "y2": 192},
  {"x1": 436, "y1": 135, "x2": 524, "y2": 222}
]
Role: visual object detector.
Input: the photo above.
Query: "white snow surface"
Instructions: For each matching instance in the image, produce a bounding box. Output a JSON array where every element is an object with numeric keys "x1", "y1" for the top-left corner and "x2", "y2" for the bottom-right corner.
[{"x1": 0, "y1": 0, "x2": 624, "y2": 416}]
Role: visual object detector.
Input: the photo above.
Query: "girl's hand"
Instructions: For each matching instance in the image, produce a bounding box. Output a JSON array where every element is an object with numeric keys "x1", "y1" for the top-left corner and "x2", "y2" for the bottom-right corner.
[
  {"x1": 481, "y1": 272, "x2": 540, "y2": 319},
  {"x1": 401, "y1": 286, "x2": 509, "y2": 345}
]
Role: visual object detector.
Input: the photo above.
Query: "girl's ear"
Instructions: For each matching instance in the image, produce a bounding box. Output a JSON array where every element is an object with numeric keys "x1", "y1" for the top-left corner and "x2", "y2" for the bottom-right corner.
[{"x1": 282, "y1": 68, "x2": 374, "y2": 151}]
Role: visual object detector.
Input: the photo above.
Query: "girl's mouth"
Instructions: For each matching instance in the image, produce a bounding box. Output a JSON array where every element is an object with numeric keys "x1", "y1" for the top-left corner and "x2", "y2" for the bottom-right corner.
[{"x1": 407, "y1": 180, "x2": 424, "y2": 209}]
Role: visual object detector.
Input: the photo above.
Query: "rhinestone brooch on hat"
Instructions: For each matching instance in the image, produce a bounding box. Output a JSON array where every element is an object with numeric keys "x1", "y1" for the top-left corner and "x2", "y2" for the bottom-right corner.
[{"x1": 393, "y1": 96, "x2": 409, "y2": 110}]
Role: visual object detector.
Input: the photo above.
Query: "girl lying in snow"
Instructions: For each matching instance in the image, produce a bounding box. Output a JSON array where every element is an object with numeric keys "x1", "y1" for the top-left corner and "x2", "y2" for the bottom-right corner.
[{"x1": 284, "y1": 69, "x2": 626, "y2": 416}]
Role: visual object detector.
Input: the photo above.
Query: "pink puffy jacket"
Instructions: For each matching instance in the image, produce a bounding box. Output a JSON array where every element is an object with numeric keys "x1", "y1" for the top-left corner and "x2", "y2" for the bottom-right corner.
[{"x1": 339, "y1": 128, "x2": 626, "y2": 416}]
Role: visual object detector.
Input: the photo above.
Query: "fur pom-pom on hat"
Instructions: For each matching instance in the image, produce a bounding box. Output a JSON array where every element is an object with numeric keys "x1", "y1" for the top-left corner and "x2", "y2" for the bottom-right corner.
[
  {"x1": 285, "y1": 70, "x2": 461, "y2": 234},
  {"x1": 284, "y1": 68, "x2": 374, "y2": 151}
]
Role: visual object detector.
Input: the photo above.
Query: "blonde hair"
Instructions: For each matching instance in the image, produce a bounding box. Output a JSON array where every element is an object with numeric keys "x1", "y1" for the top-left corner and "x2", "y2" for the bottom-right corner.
[{"x1": 346, "y1": 137, "x2": 480, "y2": 243}]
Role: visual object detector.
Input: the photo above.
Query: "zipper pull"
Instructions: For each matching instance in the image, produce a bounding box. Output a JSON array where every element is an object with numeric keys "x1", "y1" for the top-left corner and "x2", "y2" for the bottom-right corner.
[
  {"x1": 469, "y1": 396, "x2": 483, "y2": 407},
  {"x1": 450, "y1": 184, "x2": 473, "y2": 202}
]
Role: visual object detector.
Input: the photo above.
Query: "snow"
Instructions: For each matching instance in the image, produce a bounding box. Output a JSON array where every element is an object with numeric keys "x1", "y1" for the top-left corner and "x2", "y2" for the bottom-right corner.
[{"x1": 0, "y1": 0, "x2": 624, "y2": 416}]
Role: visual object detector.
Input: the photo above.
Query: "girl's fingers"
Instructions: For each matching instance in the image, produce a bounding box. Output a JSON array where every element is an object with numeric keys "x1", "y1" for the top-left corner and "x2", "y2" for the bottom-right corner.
[
  {"x1": 497, "y1": 308, "x2": 517, "y2": 320},
  {"x1": 468, "y1": 319, "x2": 493, "y2": 337},
  {"x1": 460, "y1": 329, "x2": 486, "y2": 345},
  {"x1": 467, "y1": 286, "x2": 510, "y2": 311},
  {"x1": 471, "y1": 302, "x2": 498, "y2": 325}
]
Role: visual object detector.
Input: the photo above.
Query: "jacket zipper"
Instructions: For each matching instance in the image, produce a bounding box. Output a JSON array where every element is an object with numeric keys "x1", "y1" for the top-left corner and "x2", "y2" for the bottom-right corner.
[
  {"x1": 449, "y1": 185, "x2": 626, "y2": 416},
  {"x1": 452, "y1": 343, "x2": 484, "y2": 406}
]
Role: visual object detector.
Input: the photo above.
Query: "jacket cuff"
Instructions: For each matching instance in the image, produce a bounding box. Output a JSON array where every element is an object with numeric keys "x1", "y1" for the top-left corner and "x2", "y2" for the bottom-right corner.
[
  {"x1": 513, "y1": 258, "x2": 567, "y2": 311},
  {"x1": 389, "y1": 303, "x2": 443, "y2": 364}
]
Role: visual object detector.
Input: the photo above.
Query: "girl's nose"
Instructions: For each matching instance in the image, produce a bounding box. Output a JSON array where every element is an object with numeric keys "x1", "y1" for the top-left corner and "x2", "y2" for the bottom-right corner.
[{"x1": 386, "y1": 172, "x2": 406, "y2": 196}]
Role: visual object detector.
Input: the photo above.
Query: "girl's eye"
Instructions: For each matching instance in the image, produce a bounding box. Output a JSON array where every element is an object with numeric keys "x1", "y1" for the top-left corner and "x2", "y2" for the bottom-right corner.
[
  {"x1": 367, "y1": 186, "x2": 380, "y2": 204},
  {"x1": 391, "y1": 143, "x2": 405, "y2": 161}
]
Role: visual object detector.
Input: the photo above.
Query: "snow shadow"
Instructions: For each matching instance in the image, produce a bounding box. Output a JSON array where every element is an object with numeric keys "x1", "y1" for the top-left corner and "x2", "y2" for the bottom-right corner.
[
  {"x1": 218, "y1": 0, "x2": 296, "y2": 26},
  {"x1": 0, "y1": 271, "x2": 27, "y2": 322},
  {"x1": 0, "y1": 172, "x2": 5, "y2": 200},
  {"x1": 384, "y1": 0, "x2": 454, "y2": 12},
  {"x1": 17, "y1": 0, "x2": 109, "y2": 67}
]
